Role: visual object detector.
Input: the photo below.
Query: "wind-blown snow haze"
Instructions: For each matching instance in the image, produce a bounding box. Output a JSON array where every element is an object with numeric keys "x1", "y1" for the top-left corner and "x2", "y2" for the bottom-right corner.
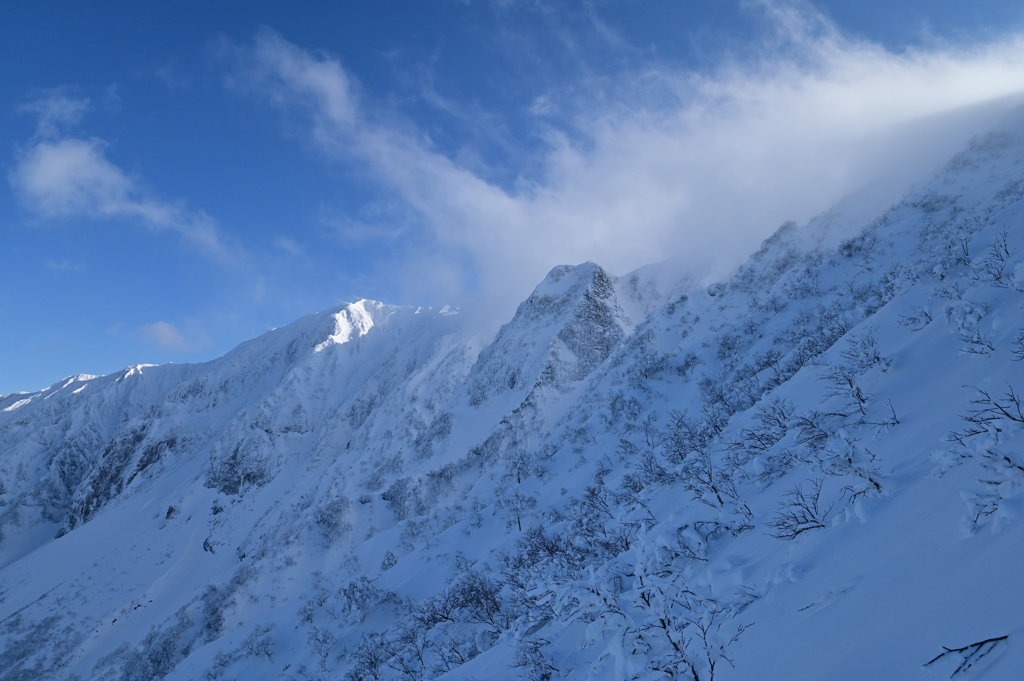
[
  {"x1": 5, "y1": 1, "x2": 1024, "y2": 394},
  {"x1": 220, "y1": 4, "x2": 1024, "y2": 314}
]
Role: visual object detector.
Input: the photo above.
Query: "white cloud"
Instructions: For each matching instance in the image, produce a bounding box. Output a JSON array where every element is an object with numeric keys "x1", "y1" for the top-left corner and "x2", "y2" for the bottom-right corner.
[
  {"x1": 138, "y1": 320, "x2": 210, "y2": 352},
  {"x1": 225, "y1": 7, "x2": 1024, "y2": 314},
  {"x1": 9, "y1": 93, "x2": 232, "y2": 261}
]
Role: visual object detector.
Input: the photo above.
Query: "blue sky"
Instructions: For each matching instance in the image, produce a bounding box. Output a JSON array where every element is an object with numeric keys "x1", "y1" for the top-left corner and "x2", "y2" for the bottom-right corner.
[{"x1": 3, "y1": 0, "x2": 1024, "y2": 394}]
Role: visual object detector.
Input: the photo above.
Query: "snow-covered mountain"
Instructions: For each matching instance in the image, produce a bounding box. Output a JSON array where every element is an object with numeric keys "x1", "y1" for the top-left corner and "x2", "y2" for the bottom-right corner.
[{"x1": 3, "y1": 126, "x2": 1024, "y2": 681}]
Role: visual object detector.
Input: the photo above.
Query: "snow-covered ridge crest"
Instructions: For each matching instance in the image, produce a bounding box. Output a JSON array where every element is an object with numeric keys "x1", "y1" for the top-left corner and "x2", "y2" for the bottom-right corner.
[
  {"x1": 313, "y1": 299, "x2": 390, "y2": 352},
  {"x1": 3, "y1": 127, "x2": 1024, "y2": 680}
]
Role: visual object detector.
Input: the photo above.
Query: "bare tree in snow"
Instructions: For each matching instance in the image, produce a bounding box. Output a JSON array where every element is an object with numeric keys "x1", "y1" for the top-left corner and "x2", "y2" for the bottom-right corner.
[{"x1": 767, "y1": 478, "x2": 833, "y2": 540}]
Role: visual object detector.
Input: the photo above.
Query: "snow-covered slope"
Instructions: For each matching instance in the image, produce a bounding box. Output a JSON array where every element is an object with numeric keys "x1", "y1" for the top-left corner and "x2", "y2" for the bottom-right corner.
[{"x1": 3, "y1": 128, "x2": 1024, "y2": 681}]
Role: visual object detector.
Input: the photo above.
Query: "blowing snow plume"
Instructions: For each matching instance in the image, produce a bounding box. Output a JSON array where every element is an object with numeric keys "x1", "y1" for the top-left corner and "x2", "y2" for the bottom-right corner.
[{"x1": 220, "y1": 1, "x2": 1024, "y2": 316}]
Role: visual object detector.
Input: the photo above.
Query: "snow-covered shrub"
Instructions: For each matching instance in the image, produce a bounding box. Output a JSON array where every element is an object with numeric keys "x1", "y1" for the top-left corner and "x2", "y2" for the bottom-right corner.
[
  {"x1": 563, "y1": 483, "x2": 635, "y2": 556},
  {"x1": 314, "y1": 496, "x2": 352, "y2": 546},
  {"x1": 958, "y1": 449, "x2": 1024, "y2": 535},
  {"x1": 308, "y1": 625, "x2": 338, "y2": 671},
  {"x1": 876, "y1": 262, "x2": 915, "y2": 304},
  {"x1": 380, "y1": 550, "x2": 399, "y2": 573},
  {"x1": 413, "y1": 412, "x2": 453, "y2": 460},
  {"x1": 205, "y1": 439, "x2": 272, "y2": 496},
  {"x1": 839, "y1": 328, "x2": 890, "y2": 373},
  {"x1": 897, "y1": 306, "x2": 933, "y2": 331},
  {"x1": 782, "y1": 261, "x2": 821, "y2": 299},
  {"x1": 715, "y1": 333, "x2": 744, "y2": 363},
  {"x1": 949, "y1": 386, "x2": 1024, "y2": 446},
  {"x1": 336, "y1": 577, "x2": 399, "y2": 626},
  {"x1": 200, "y1": 585, "x2": 228, "y2": 643},
  {"x1": 628, "y1": 544, "x2": 751, "y2": 680},
  {"x1": 959, "y1": 329, "x2": 996, "y2": 355},
  {"x1": 967, "y1": 228, "x2": 1011, "y2": 288},
  {"x1": 937, "y1": 283, "x2": 988, "y2": 333},
  {"x1": 726, "y1": 397, "x2": 794, "y2": 470},
  {"x1": 500, "y1": 525, "x2": 586, "y2": 586},
  {"x1": 447, "y1": 570, "x2": 505, "y2": 628},
  {"x1": 792, "y1": 410, "x2": 845, "y2": 452},
  {"x1": 495, "y1": 486, "x2": 538, "y2": 532},
  {"x1": 606, "y1": 390, "x2": 643, "y2": 426},
  {"x1": 503, "y1": 449, "x2": 544, "y2": 485},
  {"x1": 837, "y1": 230, "x2": 878, "y2": 261},
  {"x1": 243, "y1": 624, "x2": 274, "y2": 661},
  {"x1": 382, "y1": 477, "x2": 426, "y2": 522},
  {"x1": 663, "y1": 410, "x2": 717, "y2": 464},
  {"x1": 820, "y1": 365, "x2": 873, "y2": 418},
  {"x1": 346, "y1": 633, "x2": 389, "y2": 681},
  {"x1": 114, "y1": 607, "x2": 197, "y2": 681},
  {"x1": 0, "y1": 614, "x2": 68, "y2": 681},
  {"x1": 512, "y1": 637, "x2": 558, "y2": 681}
]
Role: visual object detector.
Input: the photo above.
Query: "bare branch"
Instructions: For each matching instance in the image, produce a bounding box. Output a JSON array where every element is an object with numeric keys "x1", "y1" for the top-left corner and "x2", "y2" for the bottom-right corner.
[{"x1": 924, "y1": 635, "x2": 1008, "y2": 678}]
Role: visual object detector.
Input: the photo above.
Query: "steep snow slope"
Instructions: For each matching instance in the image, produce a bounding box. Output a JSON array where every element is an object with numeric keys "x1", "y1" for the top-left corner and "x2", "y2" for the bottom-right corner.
[{"x1": 3, "y1": 128, "x2": 1024, "y2": 681}]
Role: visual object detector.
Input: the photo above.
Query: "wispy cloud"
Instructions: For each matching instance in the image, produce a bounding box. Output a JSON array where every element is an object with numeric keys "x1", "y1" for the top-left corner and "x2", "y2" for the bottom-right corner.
[
  {"x1": 221, "y1": 4, "x2": 1024, "y2": 314},
  {"x1": 9, "y1": 91, "x2": 234, "y2": 262},
  {"x1": 155, "y1": 65, "x2": 191, "y2": 90},
  {"x1": 274, "y1": 236, "x2": 305, "y2": 256},
  {"x1": 138, "y1": 320, "x2": 211, "y2": 353},
  {"x1": 18, "y1": 89, "x2": 90, "y2": 138},
  {"x1": 43, "y1": 259, "x2": 86, "y2": 274}
]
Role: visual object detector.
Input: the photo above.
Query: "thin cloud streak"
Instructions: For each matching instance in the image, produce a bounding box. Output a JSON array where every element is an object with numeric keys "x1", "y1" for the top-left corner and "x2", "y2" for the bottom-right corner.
[
  {"x1": 224, "y1": 5, "x2": 1024, "y2": 315},
  {"x1": 44, "y1": 259, "x2": 86, "y2": 274}
]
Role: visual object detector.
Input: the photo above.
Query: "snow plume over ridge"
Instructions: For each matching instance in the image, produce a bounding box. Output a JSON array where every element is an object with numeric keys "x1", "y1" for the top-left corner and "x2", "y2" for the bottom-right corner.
[{"x1": 221, "y1": 3, "x2": 1024, "y2": 316}]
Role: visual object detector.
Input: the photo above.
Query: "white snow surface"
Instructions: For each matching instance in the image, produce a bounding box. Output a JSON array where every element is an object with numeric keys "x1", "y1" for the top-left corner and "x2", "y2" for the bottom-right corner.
[{"x1": 3, "y1": 129, "x2": 1024, "y2": 681}]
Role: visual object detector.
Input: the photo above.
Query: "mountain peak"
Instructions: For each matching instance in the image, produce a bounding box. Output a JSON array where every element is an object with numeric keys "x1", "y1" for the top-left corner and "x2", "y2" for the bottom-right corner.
[
  {"x1": 466, "y1": 261, "x2": 633, "y2": 409},
  {"x1": 312, "y1": 299, "x2": 392, "y2": 352}
]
